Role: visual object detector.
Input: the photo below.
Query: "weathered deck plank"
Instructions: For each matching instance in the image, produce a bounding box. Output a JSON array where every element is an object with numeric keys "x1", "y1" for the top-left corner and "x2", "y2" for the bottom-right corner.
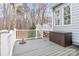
[{"x1": 12, "y1": 38, "x2": 79, "y2": 56}]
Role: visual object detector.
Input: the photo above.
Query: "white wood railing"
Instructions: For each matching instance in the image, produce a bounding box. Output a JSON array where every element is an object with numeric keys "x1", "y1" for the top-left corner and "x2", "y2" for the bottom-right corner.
[
  {"x1": 0, "y1": 29, "x2": 16, "y2": 56},
  {"x1": 16, "y1": 29, "x2": 43, "y2": 40},
  {"x1": 0, "y1": 29, "x2": 43, "y2": 56}
]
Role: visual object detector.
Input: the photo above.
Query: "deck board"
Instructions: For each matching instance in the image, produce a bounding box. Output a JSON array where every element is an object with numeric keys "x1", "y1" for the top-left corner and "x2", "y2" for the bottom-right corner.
[{"x1": 12, "y1": 38, "x2": 79, "y2": 56}]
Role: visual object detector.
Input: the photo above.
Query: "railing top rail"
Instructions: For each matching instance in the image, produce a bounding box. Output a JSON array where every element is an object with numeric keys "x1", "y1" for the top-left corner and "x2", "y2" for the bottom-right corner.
[
  {"x1": 16, "y1": 29, "x2": 43, "y2": 31},
  {"x1": 0, "y1": 30, "x2": 9, "y2": 33}
]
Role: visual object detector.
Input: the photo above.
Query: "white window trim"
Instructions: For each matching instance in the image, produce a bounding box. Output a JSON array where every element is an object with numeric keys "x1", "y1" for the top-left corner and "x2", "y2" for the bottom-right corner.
[{"x1": 62, "y1": 4, "x2": 72, "y2": 26}]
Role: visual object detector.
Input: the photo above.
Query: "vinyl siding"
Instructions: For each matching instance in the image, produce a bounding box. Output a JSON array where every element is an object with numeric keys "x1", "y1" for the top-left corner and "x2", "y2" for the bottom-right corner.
[{"x1": 53, "y1": 3, "x2": 79, "y2": 45}]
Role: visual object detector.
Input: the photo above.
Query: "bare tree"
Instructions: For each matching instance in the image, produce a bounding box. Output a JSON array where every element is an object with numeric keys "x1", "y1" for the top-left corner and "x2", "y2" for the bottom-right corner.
[
  {"x1": 3, "y1": 3, "x2": 7, "y2": 29},
  {"x1": 35, "y1": 4, "x2": 48, "y2": 25},
  {"x1": 23, "y1": 3, "x2": 48, "y2": 29}
]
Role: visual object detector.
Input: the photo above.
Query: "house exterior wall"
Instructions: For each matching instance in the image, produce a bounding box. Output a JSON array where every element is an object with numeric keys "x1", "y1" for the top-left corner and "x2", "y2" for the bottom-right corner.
[{"x1": 53, "y1": 3, "x2": 79, "y2": 45}]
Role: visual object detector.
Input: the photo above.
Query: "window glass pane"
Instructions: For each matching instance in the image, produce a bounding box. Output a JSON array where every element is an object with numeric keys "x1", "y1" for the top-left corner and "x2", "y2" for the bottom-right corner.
[
  {"x1": 55, "y1": 19, "x2": 60, "y2": 25},
  {"x1": 67, "y1": 16, "x2": 71, "y2": 24},
  {"x1": 64, "y1": 16, "x2": 71, "y2": 25},
  {"x1": 55, "y1": 10, "x2": 60, "y2": 25},
  {"x1": 56, "y1": 10, "x2": 59, "y2": 16},
  {"x1": 58, "y1": 19, "x2": 60, "y2": 25},
  {"x1": 64, "y1": 6, "x2": 71, "y2": 25},
  {"x1": 64, "y1": 6, "x2": 70, "y2": 16}
]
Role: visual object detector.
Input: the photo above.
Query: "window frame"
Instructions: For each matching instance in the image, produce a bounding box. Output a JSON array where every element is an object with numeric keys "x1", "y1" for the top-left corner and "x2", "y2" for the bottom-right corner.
[
  {"x1": 63, "y1": 4, "x2": 72, "y2": 26},
  {"x1": 54, "y1": 8, "x2": 61, "y2": 26}
]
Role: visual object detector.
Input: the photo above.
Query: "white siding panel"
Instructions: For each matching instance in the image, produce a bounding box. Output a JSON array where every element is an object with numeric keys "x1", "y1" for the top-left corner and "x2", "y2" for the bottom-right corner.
[{"x1": 53, "y1": 3, "x2": 79, "y2": 45}]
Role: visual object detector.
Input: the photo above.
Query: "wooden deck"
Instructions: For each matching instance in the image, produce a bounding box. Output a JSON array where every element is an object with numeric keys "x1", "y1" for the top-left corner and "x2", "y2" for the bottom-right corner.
[{"x1": 12, "y1": 38, "x2": 79, "y2": 56}]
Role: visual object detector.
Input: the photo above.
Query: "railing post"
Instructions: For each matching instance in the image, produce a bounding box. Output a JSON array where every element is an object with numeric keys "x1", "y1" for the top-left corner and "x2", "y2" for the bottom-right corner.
[
  {"x1": 36, "y1": 29, "x2": 37, "y2": 39},
  {"x1": 1, "y1": 30, "x2": 9, "y2": 56},
  {"x1": 1, "y1": 29, "x2": 16, "y2": 56},
  {"x1": 10, "y1": 29, "x2": 16, "y2": 56},
  {"x1": 42, "y1": 29, "x2": 43, "y2": 39}
]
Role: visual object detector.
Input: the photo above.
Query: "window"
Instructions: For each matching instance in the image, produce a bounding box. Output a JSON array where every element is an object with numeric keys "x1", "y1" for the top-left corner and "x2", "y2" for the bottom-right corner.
[
  {"x1": 55, "y1": 10, "x2": 60, "y2": 25},
  {"x1": 64, "y1": 5, "x2": 71, "y2": 25}
]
